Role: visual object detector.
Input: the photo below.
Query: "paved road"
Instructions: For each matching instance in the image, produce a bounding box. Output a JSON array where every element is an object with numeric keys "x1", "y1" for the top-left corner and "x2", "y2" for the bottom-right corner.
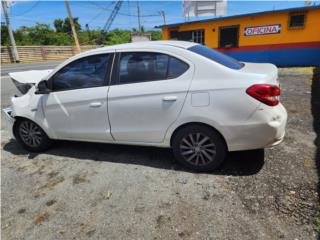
[{"x1": 1, "y1": 60, "x2": 61, "y2": 76}]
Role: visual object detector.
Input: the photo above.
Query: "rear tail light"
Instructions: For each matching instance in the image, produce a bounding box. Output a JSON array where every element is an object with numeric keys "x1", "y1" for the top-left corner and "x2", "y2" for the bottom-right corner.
[{"x1": 246, "y1": 84, "x2": 280, "y2": 106}]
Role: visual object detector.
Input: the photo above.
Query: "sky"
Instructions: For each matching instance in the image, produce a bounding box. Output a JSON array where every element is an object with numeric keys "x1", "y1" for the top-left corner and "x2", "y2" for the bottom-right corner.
[{"x1": 1, "y1": 0, "x2": 319, "y2": 31}]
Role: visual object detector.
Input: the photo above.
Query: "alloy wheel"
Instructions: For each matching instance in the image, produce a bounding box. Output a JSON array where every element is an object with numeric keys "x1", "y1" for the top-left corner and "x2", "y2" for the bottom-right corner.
[
  {"x1": 179, "y1": 133, "x2": 216, "y2": 166},
  {"x1": 19, "y1": 121, "x2": 43, "y2": 147}
]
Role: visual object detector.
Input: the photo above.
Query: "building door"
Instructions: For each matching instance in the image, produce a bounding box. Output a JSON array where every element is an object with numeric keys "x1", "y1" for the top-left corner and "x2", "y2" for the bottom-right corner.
[{"x1": 219, "y1": 25, "x2": 239, "y2": 48}]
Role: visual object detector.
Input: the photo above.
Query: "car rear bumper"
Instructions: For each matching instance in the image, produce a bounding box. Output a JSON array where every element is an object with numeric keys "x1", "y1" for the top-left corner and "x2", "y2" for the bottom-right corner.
[
  {"x1": 227, "y1": 103, "x2": 287, "y2": 151},
  {"x1": 2, "y1": 107, "x2": 15, "y2": 139}
]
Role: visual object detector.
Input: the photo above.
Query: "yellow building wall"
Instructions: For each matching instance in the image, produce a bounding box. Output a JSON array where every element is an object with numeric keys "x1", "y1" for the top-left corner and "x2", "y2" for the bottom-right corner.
[{"x1": 162, "y1": 8, "x2": 320, "y2": 48}]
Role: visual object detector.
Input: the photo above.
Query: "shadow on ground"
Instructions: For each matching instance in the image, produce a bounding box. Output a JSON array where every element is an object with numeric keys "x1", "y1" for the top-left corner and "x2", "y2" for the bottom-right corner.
[
  {"x1": 3, "y1": 139, "x2": 264, "y2": 176},
  {"x1": 311, "y1": 66, "x2": 320, "y2": 237}
]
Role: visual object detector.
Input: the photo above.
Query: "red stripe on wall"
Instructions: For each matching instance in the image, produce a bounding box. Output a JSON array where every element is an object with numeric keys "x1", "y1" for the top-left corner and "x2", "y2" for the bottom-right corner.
[{"x1": 217, "y1": 42, "x2": 320, "y2": 52}]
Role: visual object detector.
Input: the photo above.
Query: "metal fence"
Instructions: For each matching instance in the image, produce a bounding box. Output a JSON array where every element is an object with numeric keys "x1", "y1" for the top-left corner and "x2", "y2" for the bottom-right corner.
[{"x1": 0, "y1": 45, "x2": 99, "y2": 64}]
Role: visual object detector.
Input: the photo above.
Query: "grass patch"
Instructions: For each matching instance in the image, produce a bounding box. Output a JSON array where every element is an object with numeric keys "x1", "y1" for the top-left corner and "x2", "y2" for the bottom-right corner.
[
  {"x1": 315, "y1": 213, "x2": 320, "y2": 233},
  {"x1": 279, "y1": 67, "x2": 314, "y2": 75}
]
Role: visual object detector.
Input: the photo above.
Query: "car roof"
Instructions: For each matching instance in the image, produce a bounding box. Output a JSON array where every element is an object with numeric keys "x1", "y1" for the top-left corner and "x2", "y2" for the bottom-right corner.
[{"x1": 83, "y1": 40, "x2": 198, "y2": 55}]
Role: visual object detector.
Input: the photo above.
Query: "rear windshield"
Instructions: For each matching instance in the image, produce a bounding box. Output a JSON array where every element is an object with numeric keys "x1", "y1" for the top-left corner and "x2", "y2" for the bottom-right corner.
[{"x1": 188, "y1": 45, "x2": 244, "y2": 70}]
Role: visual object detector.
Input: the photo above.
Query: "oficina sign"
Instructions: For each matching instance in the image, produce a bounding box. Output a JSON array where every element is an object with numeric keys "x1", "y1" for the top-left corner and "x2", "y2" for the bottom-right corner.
[{"x1": 244, "y1": 24, "x2": 281, "y2": 36}]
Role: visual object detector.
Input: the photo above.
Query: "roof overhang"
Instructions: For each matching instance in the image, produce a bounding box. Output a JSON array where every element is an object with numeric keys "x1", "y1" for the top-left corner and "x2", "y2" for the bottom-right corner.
[{"x1": 155, "y1": 5, "x2": 320, "y2": 29}]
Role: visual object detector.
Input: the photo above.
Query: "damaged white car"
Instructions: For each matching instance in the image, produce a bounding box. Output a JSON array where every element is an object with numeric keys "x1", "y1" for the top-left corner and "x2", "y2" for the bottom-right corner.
[{"x1": 3, "y1": 41, "x2": 287, "y2": 171}]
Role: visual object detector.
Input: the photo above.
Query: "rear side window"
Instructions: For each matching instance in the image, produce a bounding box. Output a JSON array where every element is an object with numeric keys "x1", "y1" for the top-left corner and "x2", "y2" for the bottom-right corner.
[
  {"x1": 188, "y1": 45, "x2": 244, "y2": 70},
  {"x1": 168, "y1": 57, "x2": 189, "y2": 79},
  {"x1": 118, "y1": 52, "x2": 189, "y2": 84}
]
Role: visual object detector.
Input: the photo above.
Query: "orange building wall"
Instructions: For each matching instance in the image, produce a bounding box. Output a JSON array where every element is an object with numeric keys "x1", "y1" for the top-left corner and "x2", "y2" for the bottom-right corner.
[{"x1": 162, "y1": 8, "x2": 320, "y2": 48}]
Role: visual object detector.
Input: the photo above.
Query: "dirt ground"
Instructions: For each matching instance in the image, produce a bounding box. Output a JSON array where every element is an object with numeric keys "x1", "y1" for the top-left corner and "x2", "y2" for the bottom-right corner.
[{"x1": 1, "y1": 67, "x2": 319, "y2": 240}]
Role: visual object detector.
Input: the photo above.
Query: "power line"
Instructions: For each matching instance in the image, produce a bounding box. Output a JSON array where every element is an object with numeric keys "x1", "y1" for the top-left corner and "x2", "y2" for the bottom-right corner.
[
  {"x1": 11, "y1": 1, "x2": 40, "y2": 17},
  {"x1": 87, "y1": 1, "x2": 160, "y2": 18},
  {"x1": 136, "y1": 0, "x2": 142, "y2": 32},
  {"x1": 11, "y1": 19, "x2": 39, "y2": 24},
  {"x1": 86, "y1": 8, "x2": 106, "y2": 24},
  {"x1": 102, "y1": 0, "x2": 123, "y2": 33}
]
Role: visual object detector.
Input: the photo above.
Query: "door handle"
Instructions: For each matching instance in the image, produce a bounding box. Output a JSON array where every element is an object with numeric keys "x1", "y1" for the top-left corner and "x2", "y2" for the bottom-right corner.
[
  {"x1": 162, "y1": 96, "x2": 177, "y2": 102},
  {"x1": 89, "y1": 102, "x2": 102, "y2": 108}
]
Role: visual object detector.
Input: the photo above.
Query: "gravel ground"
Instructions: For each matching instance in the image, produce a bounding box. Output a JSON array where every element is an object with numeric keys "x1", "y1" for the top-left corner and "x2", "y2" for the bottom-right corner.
[{"x1": 1, "y1": 67, "x2": 319, "y2": 240}]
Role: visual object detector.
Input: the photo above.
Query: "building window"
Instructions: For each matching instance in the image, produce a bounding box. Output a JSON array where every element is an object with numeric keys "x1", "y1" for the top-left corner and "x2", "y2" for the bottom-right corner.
[
  {"x1": 173, "y1": 29, "x2": 205, "y2": 45},
  {"x1": 192, "y1": 30, "x2": 205, "y2": 45},
  {"x1": 219, "y1": 25, "x2": 239, "y2": 48},
  {"x1": 169, "y1": 30, "x2": 179, "y2": 39},
  {"x1": 288, "y1": 12, "x2": 306, "y2": 29}
]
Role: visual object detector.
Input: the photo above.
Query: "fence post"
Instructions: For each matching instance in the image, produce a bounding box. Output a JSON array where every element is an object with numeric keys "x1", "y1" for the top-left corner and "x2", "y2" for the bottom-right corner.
[{"x1": 40, "y1": 46, "x2": 46, "y2": 61}]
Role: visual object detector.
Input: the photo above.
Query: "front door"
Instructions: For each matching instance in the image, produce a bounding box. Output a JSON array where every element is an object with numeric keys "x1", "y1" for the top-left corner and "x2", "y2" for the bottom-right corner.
[
  {"x1": 108, "y1": 51, "x2": 194, "y2": 143},
  {"x1": 42, "y1": 53, "x2": 114, "y2": 141}
]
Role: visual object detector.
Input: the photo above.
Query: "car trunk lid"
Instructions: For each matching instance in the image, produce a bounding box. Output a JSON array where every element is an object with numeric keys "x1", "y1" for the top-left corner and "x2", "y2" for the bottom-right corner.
[{"x1": 239, "y1": 62, "x2": 279, "y2": 85}]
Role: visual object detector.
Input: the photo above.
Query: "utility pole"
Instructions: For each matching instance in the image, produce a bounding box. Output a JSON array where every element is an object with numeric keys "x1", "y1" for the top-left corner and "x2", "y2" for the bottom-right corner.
[
  {"x1": 85, "y1": 23, "x2": 91, "y2": 41},
  {"x1": 136, "y1": 0, "x2": 141, "y2": 32},
  {"x1": 65, "y1": 0, "x2": 81, "y2": 53},
  {"x1": 159, "y1": 10, "x2": 166, "y2": 25},
  {"x1": 1, "y1": 0, "x2": 19, "y2": 62}
]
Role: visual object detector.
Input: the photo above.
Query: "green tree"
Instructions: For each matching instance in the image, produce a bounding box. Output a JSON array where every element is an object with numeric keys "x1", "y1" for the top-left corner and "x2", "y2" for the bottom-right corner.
[
  {"x1": 104, "y1": 29, "x2": 131, "y2": 45},
  {"x1": 14, "y1": 26, "x2": 33, "y2": 45},
  {"x1": 79, "y1": 29, "x2": 103, "y2": 45},
  {"x1": 62, "y1": 17, "x2": 81, "y2": 34},
  {"x1": 1, "y1": 24, "x2": 9, "y2": 46},
  {"x1": 1, "y1": 18, "x2": 163, "y2": 46},
  {"x1": 54, "y1": 19, "x2": 64, "y2": 32},
  {"x1": 53, "y1": 17, "x2": 81, "y2": 34},
  {"x1": 150, "y1": 30, "x2": 162, "y2": 41},
  {"x1": 28, "y1": 23, "x2": 55, "y2": 45}
]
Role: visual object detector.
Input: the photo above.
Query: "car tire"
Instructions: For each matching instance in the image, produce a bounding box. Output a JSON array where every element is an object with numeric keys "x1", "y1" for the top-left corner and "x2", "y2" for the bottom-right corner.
[
  {"x1": 14, "y1": 118, "x2": 52, "y2": 152},
  {"x1": 172, "y1": 125, "x2": 227, "y2": 172}
]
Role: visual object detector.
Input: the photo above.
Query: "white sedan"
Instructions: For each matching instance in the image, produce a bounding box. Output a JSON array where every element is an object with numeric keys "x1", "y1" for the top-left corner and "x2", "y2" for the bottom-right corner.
[{"x1": 3, "y1": 41, "x2": 287, "y2": 171}]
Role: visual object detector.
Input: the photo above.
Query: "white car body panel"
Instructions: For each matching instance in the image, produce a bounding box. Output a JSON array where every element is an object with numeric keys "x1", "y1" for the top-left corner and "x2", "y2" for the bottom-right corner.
[
  {"x1": 108, "y1": 47, "x2": 195, "y2": 143},
  {"x1": 4, "y1": 40, "x2": 287, "y2": 152},
  {"x1": 42, "y1": 86, "x2": 112, "y2": 141}
]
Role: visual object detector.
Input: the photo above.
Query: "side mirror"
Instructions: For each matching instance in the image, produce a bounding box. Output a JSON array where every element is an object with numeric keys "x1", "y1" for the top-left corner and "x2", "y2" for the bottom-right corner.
[{"x1": 35, "y1": 80, "x2": 51, "y2": 95}]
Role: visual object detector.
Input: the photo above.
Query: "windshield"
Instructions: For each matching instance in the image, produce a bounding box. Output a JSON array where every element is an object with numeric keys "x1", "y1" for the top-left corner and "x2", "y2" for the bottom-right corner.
[{"x1": 188, "y1": 45, "x2": 244, "y2": 70}]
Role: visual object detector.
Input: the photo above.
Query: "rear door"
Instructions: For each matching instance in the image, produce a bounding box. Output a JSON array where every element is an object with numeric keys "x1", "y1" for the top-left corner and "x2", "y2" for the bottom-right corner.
[{"x1": 108, "y1": 50, "x2": 194, "y2": 143}]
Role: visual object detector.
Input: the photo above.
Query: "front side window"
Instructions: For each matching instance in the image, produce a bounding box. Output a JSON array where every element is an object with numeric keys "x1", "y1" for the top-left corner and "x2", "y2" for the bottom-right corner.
[
  {"x1": 118, "y1": 52, "x2": 189, "y2": 84},
  {"x1": 52, "y1": 54, "x2": 111, "y2": 91}
]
